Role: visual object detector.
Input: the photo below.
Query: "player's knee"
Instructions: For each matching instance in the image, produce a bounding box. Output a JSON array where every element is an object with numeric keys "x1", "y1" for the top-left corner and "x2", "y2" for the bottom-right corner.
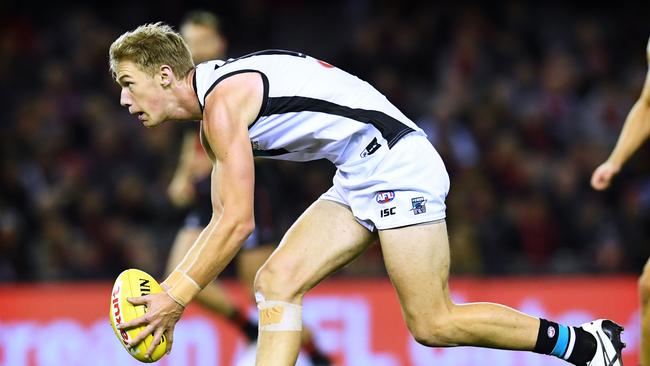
[
  {"x1": 254, "y1": 261, "x2": 303, "y2": 302},
  {"x1": 406, "y1": 312, "x2": 456, "y2": 347}
]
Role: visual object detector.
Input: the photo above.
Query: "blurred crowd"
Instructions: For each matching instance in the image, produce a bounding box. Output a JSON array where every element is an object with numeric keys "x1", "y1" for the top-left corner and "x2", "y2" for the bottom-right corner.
[{"x1": 1, "y1": 0, "x2": 650, "y2": 282}]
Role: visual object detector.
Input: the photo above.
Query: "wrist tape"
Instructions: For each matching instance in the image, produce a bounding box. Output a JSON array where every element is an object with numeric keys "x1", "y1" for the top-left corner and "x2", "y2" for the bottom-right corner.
[{"x1": 162, "y1": 270, "x2": 201, "y2": 307}]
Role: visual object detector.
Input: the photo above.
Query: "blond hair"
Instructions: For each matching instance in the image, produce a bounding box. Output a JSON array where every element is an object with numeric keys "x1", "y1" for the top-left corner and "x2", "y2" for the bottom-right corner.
[{"x1": 109, "y1": 22, "x2": 194, "y2": 79}]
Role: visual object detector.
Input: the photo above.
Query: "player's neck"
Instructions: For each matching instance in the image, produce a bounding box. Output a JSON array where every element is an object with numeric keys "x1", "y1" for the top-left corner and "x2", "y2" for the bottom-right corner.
[{"x1": 168, "y1": 69, "x2": 202, "y2": 121}]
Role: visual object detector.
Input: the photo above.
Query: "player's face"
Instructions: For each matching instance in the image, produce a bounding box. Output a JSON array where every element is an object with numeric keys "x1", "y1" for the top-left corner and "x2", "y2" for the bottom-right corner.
[
  {"x1": 181, "y1": 23, "x2": 225, "y2": 63},
  {"x1": 116, "y1": 61, "x2": 167, "y2": 127}
]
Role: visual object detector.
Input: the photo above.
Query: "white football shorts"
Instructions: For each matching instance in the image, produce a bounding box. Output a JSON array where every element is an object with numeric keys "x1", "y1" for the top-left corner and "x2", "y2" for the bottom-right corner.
[{"x1": 320, "y1": 132, "x2": 450, "y2": 231}]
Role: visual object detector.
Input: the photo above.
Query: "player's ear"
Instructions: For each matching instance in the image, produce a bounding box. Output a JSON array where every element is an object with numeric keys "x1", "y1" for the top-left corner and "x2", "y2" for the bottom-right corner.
[{"x1": 159, "y1": 65, "x2": 174, "y2": 87}]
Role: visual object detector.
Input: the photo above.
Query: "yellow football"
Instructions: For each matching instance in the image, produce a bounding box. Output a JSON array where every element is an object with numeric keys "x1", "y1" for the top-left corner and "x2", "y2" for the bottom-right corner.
[{"x1": 110, "y1": 268, "x2": 167, "y2": 363}]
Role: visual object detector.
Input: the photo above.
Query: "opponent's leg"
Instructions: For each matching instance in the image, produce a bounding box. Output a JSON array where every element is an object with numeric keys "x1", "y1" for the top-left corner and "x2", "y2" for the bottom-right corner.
[
  {"x1": 640, "y1": 258, "x2": 650, "y2": 366},
  {"x1": 379, "y1": 220, "x2": 611, "y2": 365},
  {"x1": 235, "y1": 243, "x2": 276, "y2": 341},
  {"x1": 254, "y1": 200, "x2": 376, "y2": 366},
  {"x1": 237, "y1": 243, "x2": 275, "y2": 295}
]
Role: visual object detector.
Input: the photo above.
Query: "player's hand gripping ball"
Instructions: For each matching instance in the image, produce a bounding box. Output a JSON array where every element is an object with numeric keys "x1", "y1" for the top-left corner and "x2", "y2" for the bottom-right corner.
[{"x1": 110, "y1": 269, "x2": 167, "y2": 362}]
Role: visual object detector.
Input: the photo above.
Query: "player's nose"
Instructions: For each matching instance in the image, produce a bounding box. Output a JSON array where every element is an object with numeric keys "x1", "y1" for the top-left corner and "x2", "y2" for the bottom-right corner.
[{"x1": 120, "y1": 88, "x2": 132, "y2": 108}]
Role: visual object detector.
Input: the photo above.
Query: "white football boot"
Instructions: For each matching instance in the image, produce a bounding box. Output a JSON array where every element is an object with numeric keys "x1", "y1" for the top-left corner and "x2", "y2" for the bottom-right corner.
[{"x1": 581, "y1": 319, "x2": 625, "y2": 366}]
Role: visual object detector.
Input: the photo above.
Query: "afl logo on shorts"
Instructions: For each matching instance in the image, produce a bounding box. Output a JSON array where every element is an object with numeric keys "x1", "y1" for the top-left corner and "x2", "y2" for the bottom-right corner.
[{"x1": 376, "y1": 191, "x2": 395, "y2": 204}]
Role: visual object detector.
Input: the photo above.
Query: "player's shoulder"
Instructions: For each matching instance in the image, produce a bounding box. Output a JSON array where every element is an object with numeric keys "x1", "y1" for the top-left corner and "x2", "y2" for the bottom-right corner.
[
  {"x1": 226, "y1": 49, "x2": 309, "y2": 63},
  {"x1": 646, "y1": 36, "x2": 650, "y2": 60},
  {"x1": 208, "y1": 72, "x2": 263, "y2": 99},
  {"x1": 202, "y1": 72, "x2": 265, "y2": 125},
  {"x1": 194, "y1": 60, "x2": 225, "y2": 92}
]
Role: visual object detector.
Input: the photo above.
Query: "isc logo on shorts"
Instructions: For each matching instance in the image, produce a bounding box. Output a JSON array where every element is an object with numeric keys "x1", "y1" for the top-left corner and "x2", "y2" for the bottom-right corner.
[
  {"x1": 376, "y1": 191, "x2": 395, "y2": 203},
  {"x1": 380, "y1": 207, "x2": 396, "y2": 217}
]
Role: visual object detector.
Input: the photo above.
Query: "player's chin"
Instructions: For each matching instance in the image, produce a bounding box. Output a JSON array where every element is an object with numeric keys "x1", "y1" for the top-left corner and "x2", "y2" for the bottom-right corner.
[{"x1": 142, "y1": 118, "x2": 163, "y2": 128}]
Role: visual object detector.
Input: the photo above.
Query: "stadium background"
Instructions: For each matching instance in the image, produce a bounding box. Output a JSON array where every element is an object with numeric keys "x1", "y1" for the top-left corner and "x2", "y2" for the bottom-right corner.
[{"x1": 0, "y1": 0, "x2": 648, "y2": 365}]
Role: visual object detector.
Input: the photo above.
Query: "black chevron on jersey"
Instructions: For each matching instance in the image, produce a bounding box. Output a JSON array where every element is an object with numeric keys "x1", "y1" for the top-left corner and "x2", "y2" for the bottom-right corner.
[
  {"x1": 252, "y1": 147, "x2": 290, "y2": 157},
  {"x1": 262, "y1": 96, "x2": 415, "y2": 148}
]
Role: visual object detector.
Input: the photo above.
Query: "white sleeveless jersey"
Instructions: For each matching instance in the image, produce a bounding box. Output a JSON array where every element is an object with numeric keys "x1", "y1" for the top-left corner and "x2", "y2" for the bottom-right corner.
[
  {"x1": 647, "y1": 36, "x2": 650, "y2": 64},
  {"x1": 193, "y1": 50, "x2": 424, "y2": 166}
]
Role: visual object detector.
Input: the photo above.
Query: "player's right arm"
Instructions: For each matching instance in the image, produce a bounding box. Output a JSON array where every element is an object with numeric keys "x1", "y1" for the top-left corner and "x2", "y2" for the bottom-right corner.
[{"x1": 591, "y1": 41, "x2": 650, "y2": 190}]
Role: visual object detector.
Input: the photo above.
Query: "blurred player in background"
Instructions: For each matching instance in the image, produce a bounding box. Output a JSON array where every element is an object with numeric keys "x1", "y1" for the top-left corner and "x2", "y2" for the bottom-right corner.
[
  {"x1": 167, "y1": 11, "x2": 332, "y2": 365},
  {"x1": 110, "y1": 23, "x2": 625, "y2": 366},
  {"x1": 591, "y1": 36, "x2": 650, "y2": 366}
]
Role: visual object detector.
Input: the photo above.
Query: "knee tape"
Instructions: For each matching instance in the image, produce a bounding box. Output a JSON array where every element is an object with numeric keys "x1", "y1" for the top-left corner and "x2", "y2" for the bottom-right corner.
[{"x1": 256, "y1": 293, "x2": 302, "y2": 332}]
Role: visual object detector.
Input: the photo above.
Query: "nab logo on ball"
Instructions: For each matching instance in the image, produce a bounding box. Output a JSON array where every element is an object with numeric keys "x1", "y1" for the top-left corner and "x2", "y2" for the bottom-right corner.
[
  {"x1": 376, "y1": 191, "x2": 395, "y2": 204},
  {"x1": 111, "y1": 281, "x2": 130, "y2": 344}
]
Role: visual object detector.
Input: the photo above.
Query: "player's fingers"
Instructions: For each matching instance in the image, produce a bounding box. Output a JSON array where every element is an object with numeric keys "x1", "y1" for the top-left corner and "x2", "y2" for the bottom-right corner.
[
  {"x1": 117, "y1": 314, "x2": 148, "y2": 330},
  {"x1": 146, "y1": 327, "x2": 165, "y2": 358},
  {"x1": 164, "y1": 328, "x2": 174, "y2": 355},
  {"x1": 127, "y1": 322, "x2": 156, "y2": 348},
  {"x1": 591, "y1": 168, "x2": 610, "y2": 190},
  {"x1": 593, "y1": 180, "x2": 609, "y2": 190},
  {"x1": 591, "y1": 174, "x2": 604, "y2": 189},
  {"x1": 127, "y1": 295, "x2": 149, "y2": 306}
]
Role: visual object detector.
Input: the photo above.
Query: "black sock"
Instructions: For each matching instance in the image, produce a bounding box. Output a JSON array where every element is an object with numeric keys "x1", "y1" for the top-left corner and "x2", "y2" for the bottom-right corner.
[
  {"x1": 533, "y1": 319, "x2": 596, "y2": 366},
  {"x1": 240, "y1": 319, "x2": 259, "y2": 342},
  {"x1": 228, "y1": 309, "x2": 259, "y2": 342},
  {"x1": 533, "y1": 319, "x2": 559, "y2": 355}
]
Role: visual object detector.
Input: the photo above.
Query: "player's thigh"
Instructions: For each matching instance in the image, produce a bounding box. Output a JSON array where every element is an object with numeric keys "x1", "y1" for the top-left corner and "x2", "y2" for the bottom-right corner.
[
  {"x1": 237, "y1": 243, "x2": 275, "y2": 292},
  {"x1": 256, "y1": 199, "x2": 376, "y2": 298},
  {"x1": 166, "y1": 227, "x2": 202, "y2": 274},
  {"x1": 378, "y1": 220, "x2": 452, "y2": 319}
]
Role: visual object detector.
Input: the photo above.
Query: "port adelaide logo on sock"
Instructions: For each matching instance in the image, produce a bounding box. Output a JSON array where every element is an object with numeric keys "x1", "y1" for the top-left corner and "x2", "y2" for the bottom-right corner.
[
  {"x1": 410, "y1": 197, "x2": 427, "y2": 215},
  {"x1": 547, "y1": 326, "x2": 555, "y2": 338}
]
